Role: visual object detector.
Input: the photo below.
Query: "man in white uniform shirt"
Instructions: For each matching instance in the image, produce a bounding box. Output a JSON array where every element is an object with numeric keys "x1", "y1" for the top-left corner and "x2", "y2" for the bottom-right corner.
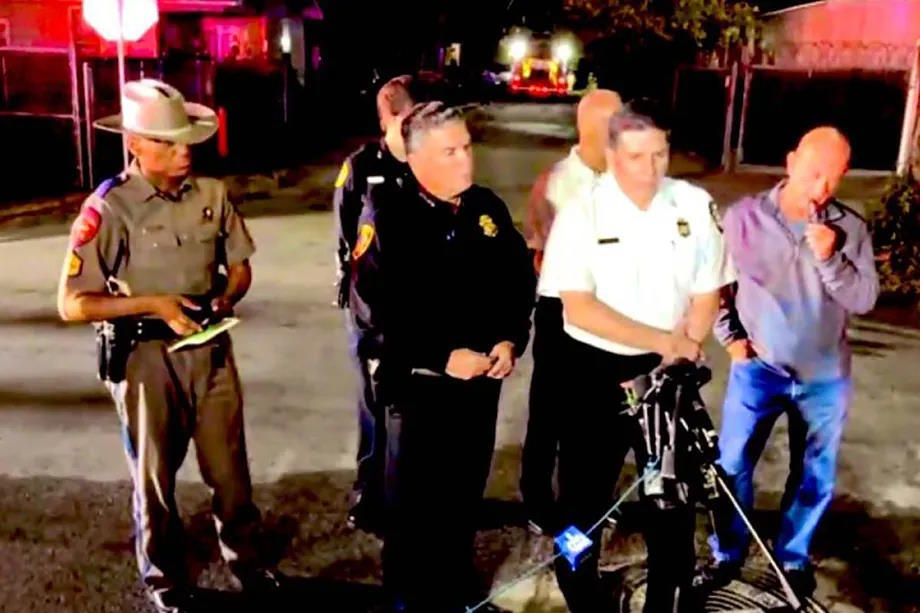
[
  {"x1": 520, "y1": 89, "x2": 622, "y2": 535},
  {"x1": 541, "y1": 98, "x2": 734, "y2": 612}
]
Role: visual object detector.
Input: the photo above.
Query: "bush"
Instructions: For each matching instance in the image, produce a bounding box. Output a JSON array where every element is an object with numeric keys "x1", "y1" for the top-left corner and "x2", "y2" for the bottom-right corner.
[{"x1": 869, "y1": 174, "x2": 920, "y2": 299}]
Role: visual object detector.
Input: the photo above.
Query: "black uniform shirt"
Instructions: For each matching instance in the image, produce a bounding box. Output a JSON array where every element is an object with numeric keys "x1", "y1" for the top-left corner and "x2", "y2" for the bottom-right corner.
[
  {"x1": 333, "y1": 139, "x2": 410, "y2": 308},
  {"x1": 350, "y1": 178, "x2": 535, "y2": 375}
]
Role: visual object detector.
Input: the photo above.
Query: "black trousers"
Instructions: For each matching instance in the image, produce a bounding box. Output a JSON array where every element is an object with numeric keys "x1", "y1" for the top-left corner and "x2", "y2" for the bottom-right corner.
[
  {"x1": 382, "y1": 373, "x2": 502, "y2": 612},
  {"x1": 520, "y1": 296, "x2": 566, "y2": 518},
  {"x1": 553, "y1": 336, "x2": 698, "y2": 613},
  {"x1": 345, "y1": 311, "x2": 385, "y2": 507}
]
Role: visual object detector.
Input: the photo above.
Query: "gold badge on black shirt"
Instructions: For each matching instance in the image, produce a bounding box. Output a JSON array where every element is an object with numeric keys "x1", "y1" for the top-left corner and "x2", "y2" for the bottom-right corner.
[{"x1": 479, "y1": 214, "x2": 498, "y2": 238}]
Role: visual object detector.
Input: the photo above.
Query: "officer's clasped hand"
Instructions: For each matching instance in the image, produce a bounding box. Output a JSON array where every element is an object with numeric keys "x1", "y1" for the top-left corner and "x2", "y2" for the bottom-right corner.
[
  {"x1": 487, "y1": 341, "x2": 516, "y2": 379},
  {"x1": 661, "y1": 327, "x2": 703, "y2": 364},
  {"x1": 446, "y1": 349, "x2": 493, "y2": 380}
]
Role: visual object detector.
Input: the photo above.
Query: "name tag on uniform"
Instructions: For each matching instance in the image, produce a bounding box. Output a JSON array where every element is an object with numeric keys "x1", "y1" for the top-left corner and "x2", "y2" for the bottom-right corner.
[
  {"x1": 597, "y1": 237, "x2": 619, "y2": 245},
  {"x1": 367, "y1": 175, "x2": 385, "y2": 185}
]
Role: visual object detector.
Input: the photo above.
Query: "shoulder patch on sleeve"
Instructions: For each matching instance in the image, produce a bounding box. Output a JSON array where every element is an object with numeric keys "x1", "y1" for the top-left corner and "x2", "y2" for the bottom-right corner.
[
  {"x1": 65, "y1": 251, "x2": 83, "y2": 277},
  {"x1": 353, "y1": 223, "x2": 376, "y2": 260},
  {"x1": 334, "y1": 162, "x2": 350, "y2": 188},
  {"x1": 69, "y1": 201, "x2": 103, "y2": 248}
]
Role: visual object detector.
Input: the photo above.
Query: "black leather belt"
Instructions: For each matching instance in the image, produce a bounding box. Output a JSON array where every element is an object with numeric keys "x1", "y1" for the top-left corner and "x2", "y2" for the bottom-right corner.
[{"x1": 128, "y1": 319, "x2": 179, "y2": 342}]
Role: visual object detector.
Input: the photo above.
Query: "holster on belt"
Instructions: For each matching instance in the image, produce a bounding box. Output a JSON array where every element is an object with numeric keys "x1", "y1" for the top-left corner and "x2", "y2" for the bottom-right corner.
[
  {"x1": 95, "y1": 319, "x2": 135, "y2": 383},
  {"x1": 94, "y1": 294, "x2": 217, "y2": 383}
]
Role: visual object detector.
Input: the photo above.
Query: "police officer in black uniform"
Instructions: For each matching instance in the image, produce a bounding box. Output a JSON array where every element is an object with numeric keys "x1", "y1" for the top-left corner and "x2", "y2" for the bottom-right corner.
[
  {"x1": 333, "y1": 75, "x2": 417, "y2": 531},
  {"x1": 350, "y1": 101, "x2": 535, "y2": 612}
]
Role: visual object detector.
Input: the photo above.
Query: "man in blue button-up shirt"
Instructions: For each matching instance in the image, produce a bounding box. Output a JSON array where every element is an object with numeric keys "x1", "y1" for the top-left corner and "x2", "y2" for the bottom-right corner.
[{"x1": 707, "y1": 127, "x2": 878, "y2": 596}]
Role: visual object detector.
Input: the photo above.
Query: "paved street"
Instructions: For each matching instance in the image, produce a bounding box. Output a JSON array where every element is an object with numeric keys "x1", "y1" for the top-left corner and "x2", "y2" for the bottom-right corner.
[{"x1": 0, "y1": 103, "x2": 917, "y2": 612}]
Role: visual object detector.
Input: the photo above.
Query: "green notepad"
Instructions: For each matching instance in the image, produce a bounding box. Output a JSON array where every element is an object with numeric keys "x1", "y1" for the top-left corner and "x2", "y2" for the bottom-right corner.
[{"x1": 168, "y1": 317, "x2": 240, "y2": 353}]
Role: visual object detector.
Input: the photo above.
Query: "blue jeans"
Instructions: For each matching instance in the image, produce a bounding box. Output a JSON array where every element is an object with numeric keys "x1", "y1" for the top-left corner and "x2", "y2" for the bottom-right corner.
[{"x1": 709, "y1": 358, "x2": 850, "y2": 569}]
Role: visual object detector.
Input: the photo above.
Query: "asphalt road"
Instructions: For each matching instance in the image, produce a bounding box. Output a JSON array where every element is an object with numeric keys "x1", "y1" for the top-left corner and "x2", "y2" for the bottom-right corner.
[{"x1": 0, "y1": 103, "x2": 916, "y2": 613}]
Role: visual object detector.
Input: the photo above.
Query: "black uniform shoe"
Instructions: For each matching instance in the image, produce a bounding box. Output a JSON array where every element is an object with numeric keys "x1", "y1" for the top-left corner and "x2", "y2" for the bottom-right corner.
[
  {"x1": 474, "y1": 604, "x2": 511, "y2": 613},
  {"x1": 692, "y1": 561, "x2": 742, "y2": 593},
  {"x1": 524, "y1": 504, "x2": 556, "y2": 536},
  {"x1": 526, "y1": 517, "x2": 550, "y2": 536},
  {"x1": 147, "y1": 586, "x2": 197, "y2": 613},
  {"x1": 454, "y1": 603, "x2": 510, "y2": 613},
  {"x1": 784, "y1": 565, "x2": 817, "y2": 598},
  {"x1": 232, "y1": 567, "x2": 285, "y2": 594},
  {"x1": 347, "y1": 492, "x2": 383, "y2": 535}
]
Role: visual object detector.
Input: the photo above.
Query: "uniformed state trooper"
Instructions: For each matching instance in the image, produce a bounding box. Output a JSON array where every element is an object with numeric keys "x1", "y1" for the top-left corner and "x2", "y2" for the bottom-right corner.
[
  {"x1": 333, "y1": 75, "x2": 417, "y2": 532},
  {"x1": 56, "y1": 80, "x2": 279, "y2": 613},
  {"x1": 540, "y1": 98, "x2": 734, "y2": 612},
  {"x1": 520, "y1": 89, "x2": 622, "y2": 535},
  {"x1": 350, "y1": 101, "x2": 535, "y2": 612}
]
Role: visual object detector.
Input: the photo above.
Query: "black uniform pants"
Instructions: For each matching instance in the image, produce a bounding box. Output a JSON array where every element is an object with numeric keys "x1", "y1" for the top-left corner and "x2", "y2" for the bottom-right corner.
[
  {"x1": 345, "y1": 311, "x2": 385, "y2": 507},
  {"x1": 520, "y1": 296, "x2": 565, "y2": 520},
  {"x1": 631, "y1": 432, "x2": 699, "y2": 612},
  {"x1": 382, "y1": 373, "x2": 502, "y2": 612},
  {"x1": 553, "y1": 336, "x2": 701, "y2": 613}
]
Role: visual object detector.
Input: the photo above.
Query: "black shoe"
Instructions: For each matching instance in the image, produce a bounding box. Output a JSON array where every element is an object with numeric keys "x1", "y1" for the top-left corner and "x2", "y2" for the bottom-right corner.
[
  {"x1": 526, "y1": 518, "x2": 548, "y2": 536},
  {"x1": 448, "y1": 602, "x2": 508, "y2": 613},
  {"x1": 347, "y1": 491, "x2": 383, "y2": 534},
  {"x1": 232, "y1": 567, "x2": 285, "y2": 594},
  {"x1": 605, "y1": 514, "x2": 620, "y2": 531},
  {"x1": 525, "y1": 505, "x2": 556, "y2": 536},
  {"x1": 783, "y1": 565, "x2": 817, "y2": 598},
  {"x1": 692, "y1": 561, "x2": 741, "y2": 593},
  {"x1": 147, "y1": 587, "x2": 196, "y2": 613},
  {"x1": 473, "y1": 604, "x2": 510, "y2": 613}
]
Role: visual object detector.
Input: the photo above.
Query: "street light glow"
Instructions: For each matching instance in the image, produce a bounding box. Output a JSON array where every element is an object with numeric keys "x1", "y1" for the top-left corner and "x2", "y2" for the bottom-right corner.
[
  {"x1": 553, "y1": 40, "x2": 573, "y2": 64},
  {"x1": 280, "y1": 21, "x2": 292, "y2": 54},
  {"x1": 509, "y1": 37, "x2": 528, "y2": 62},
  {"x1": 82, "y1": 0, "x2": 159, "y2": 42}
]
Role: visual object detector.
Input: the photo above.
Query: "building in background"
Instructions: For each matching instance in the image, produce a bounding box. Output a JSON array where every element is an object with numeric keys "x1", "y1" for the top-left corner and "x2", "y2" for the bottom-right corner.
[
  {"x1": 0, "y1": 0, "x2": 325, "y2": 199},
  {"x1": 669, "y1": 0, "x2": 920, "y2": 172}
]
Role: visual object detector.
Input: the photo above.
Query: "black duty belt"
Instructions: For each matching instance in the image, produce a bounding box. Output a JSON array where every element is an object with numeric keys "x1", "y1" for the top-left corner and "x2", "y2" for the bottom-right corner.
[{"x1": 125, "y1": 318, "x2": 180, "y2": 342}]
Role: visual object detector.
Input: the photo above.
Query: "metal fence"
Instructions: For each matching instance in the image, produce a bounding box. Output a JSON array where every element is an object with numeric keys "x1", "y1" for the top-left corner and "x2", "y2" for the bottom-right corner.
[
  {"x1": 670, "y1": 63, "x2": 737, "y2": 169},
  {"x1": 737, "y1": 67, "x2": 907, "y2": 171},
  {"x1": 671, "y1": 40, "x2": 920, "y2": 174},
  {"x1": 0, "y1": 45, "x2": 84, "y2": 201},
  {"x1": 0, "y1": 43, "x2": 295, "y2": 202}
]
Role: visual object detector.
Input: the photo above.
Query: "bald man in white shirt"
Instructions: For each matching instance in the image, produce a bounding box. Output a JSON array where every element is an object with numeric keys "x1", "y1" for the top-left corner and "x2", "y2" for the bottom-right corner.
[{"x1": 520, "y1": 89, "x2": 622, "y2": 536}]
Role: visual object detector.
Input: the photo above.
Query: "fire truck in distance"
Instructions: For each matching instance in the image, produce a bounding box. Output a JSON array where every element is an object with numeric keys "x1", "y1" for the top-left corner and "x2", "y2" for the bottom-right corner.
[{"x1": 505, "y1": 33, "x2": 575, "y2": 98}]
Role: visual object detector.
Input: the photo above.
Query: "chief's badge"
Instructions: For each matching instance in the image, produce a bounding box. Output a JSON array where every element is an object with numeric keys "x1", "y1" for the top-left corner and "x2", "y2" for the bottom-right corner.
[
  {"x1": 676, "y1": 218, "x2": 691, "y2": 238},
  {"x1": 353, "y1": 223, "x2": 375, "y2": 260},
  {"x1": 479, "y1": 214, "x2": 498, "y2": 238}
]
